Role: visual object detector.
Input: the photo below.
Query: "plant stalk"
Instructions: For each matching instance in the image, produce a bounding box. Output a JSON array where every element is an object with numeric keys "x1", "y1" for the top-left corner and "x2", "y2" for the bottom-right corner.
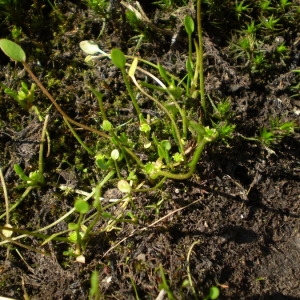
[{"x1": 22, "y1": 62, "x2": 110, "y2": 139}]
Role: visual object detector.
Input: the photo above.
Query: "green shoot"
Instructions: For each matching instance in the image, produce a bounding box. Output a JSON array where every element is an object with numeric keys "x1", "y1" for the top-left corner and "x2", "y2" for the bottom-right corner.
[
  {"x1": 158, "y1": 264, "x2": 175, "y2": 300},
  {"x1": 235, "y1": 1, "x2": 250, "y2": 20},
  {"x1": 89, "y1": 270, "x2": 101, "y2": 300}
]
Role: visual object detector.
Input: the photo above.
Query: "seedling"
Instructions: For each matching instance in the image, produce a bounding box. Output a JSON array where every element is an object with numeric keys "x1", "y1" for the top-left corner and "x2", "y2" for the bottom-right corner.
[
  {"x1": 0, "y1": 81, "x2": 35, "y2": 110},
  {"x1": 158, "y1": 264, "x2": 176, "y2": 300},
  {"x1": 235, "y1": 1, "x2": 250, "y2": 20},
  {"x1": 89, "y1": 270, "x2": 101, "y2": 300}
]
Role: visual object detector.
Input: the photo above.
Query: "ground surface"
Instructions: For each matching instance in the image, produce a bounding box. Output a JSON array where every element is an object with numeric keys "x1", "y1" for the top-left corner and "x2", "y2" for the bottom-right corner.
[{"x1": 0, "y1": 1, "x2": 300, "y2": 299}]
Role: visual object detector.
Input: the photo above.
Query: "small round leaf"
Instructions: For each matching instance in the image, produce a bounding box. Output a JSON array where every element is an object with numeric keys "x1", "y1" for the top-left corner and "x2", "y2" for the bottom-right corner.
[
  {"x1": 0, "y1": 39, "x2": 26, "y2": 62},
  {"x1": 111, "y1": 149, "x2": 120, "y2": 160},
  {"x1": 117, "y1": 180, "x2": 131, "y2": 193},
  {"x1": 209, "y1": 286, "x2": 220, "y2": 299},
  {"x1": 102, "y1": 120, "x2": 112, "y2": 131},
  {"x1": 75, "y1": 199, "x2": 89, "y2": 214}
]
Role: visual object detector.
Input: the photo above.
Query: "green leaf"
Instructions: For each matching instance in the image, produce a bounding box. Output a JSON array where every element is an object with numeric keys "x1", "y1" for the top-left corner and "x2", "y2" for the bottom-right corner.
[
  {"x1": 111, "y1": 48, "x2": 126, "y2": 69},
  {"x1": 189, "y1": 121, "x2": 205, "y2": 136},
  {"x1": 208, "y1": 286, "x2": 220, "y2": 299},
  {"x1": 14, "y1": 164, "x2": 30, "y2": 181},
  {"x1": 101, "y1": 212, "x2": 113, "y2": 219},
  {"x1": 102, "y1": 120, "x2": 112, "y2": 131},
  {"x1": 0, "y1": 39, "x2": 26, "y2": 62},
  {"x1": 89, "y1": 271, "x2": 99, "y2": 297},
  {"x1": 68, "y1": 232, "x2": 78, "y2": 243},
  {"x1": 184, "y1": 15, "x2": 194, "y2": 35},
  {"x1": 158, "y1": 63, "x2": 171, "y2": 85},
  {"x1": 95, "y1": 153, "x2": 111, "y2": 170},
  {"x1": 140, "y1": 123, "x2": 151, "y2": 133},
  {"x1": 157, "y1": 144, "x2": 167, "y2": 160},
  {"x1": 75, "y1": 199, "x2": 90, "y2": 214},
  {"x1": 29, "y1": 170, "x2": 44, "y2": 184},
  {"x1": 129, "y1": 57, "x2": 138, "y2": 77},
  {"x1": 161, "y1": 140, "x2": 171, "y2": 151},
  {"x1": 117, "y1": 179, "x2": 131, "y2": 193},
  {"x1": 186, "y1": 58, "x2": 194, "y2": 78},
  {"x1": 68, "y1": 222, "x2": 78, "y2": 230}
]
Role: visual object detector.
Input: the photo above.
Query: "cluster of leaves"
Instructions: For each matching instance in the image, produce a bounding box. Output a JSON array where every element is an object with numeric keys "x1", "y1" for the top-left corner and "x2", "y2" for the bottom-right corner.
[
  {"x1": 204, "y1": 0, "x2": 299, "y2": 73},
  {"x1": 84, "y1": 0, "x2": 108, "y2": 16}
]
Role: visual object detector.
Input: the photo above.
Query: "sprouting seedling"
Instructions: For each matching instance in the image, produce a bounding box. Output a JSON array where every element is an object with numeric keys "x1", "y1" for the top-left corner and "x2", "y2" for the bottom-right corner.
[
  {"x1": 0, "y1": 81, "x2": 36, "y2": 110},
  {"x1": 0, "y1": 38, "x2": 109, "y2": 139}
]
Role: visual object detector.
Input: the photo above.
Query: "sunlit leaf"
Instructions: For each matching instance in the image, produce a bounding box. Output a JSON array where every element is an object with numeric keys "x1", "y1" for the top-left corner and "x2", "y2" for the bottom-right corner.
[
  {"x1": 0, "y1": 39, "x2": 26, "y2": 62},
  {"x1": 111, "y1": 48, "x2": 126, "y2": 69}
]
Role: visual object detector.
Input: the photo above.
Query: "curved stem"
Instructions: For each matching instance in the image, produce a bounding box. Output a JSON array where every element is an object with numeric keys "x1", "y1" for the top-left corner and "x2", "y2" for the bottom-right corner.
[
  {"x1": 120, "y1": 67, "x2": 143, "y2": 119},
  {"x1": 154, "y1": 138, "x2": 208, "y2": 180},
  {"x1": 22, "y1": 62, "x2": 110, "y2": 139}
]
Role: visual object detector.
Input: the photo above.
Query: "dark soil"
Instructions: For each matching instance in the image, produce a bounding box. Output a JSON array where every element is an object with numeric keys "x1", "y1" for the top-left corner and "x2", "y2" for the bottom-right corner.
[{"x1": 0, "y1": 1, "x2": 300, "y2": 299}]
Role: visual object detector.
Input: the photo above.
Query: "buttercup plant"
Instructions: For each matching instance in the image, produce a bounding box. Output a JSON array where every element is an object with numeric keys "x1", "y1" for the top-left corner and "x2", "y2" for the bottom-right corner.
[
  {"x1": 1, "y1": 1, "x2": 294, "y2": 264},
  {"x1": 78, "y1": 0, "x2": 233, "y2": 183},
  {"x1": 0, "y1": 1, "x2": 229, "y2": 263}
]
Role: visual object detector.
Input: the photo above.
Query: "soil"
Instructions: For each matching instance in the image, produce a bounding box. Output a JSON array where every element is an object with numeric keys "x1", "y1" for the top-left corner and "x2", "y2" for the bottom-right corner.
[{"x1": 0, "y1": 1, "x2": 300, "y2": 299}]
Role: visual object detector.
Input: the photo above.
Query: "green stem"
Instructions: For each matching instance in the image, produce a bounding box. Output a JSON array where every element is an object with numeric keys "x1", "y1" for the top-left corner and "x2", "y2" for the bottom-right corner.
[
  {"x1": 0, "y1": 225, "x2": 67, "y2": 242},
  {"x1": 89, "y1": 87, "x2": 108, "y2": 121},
  {"x1": 38, "y1": 114, "x2": 49, "y2": 176},
  {"x1": 0, "y1": 186, "x2": 34, "y2": 219},
  {"x1": 154, "y1": 138, "x2": 208, "y2": 180},
  {"x1": 120, "y1": 68, "x2": 143, "y2": 122},
  {"x1": 197, "y1": 0, "x2": 206, "y2": 116},
  {"x1": 82, "y1": 170, "x2": 115, "y2": 246},
  {"x1": 64, "y1": 117, "x2": 94, "y2": 155},
  {"x1": 123, "y1": 147, "x2": 144, "y2": 168},
  {"x1": 0, "y1": 168, "x2": 9, "y2": 224},
  {"x1": 131, "y1": 177, "x2": 167, "y2": 193}
]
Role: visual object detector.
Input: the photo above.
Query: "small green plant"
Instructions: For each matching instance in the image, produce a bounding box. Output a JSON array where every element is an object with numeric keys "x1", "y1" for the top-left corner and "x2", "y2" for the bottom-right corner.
[
  {"x1": 238, "y1": 117, "x2": 296, "y2": 152},
  {"x1": 85, "y1": 0, "x2": 108, "y2": 16},
  {"x1": 89, "y1": 270, "x2": 101, "y2": 300},
  {"x1": 0, "y1": 3, "x2": 226, "y2": 273},
  {"x1": 11, "y1": 25, "x2": 22, "y2": 40},
  {"x1": 158, "y1": 264, "x2": 176, "y2": 300},
  {"x1": 85, "y1": 0, "x2": 108, "y2": 11},
  {"x1": 203, "y1": 286, "x2": 220, "y2": 300},
  {"x1": 0, "y1": 81, "x2": 35, "y2": 110},
  {"x1": 235, "y1": 1, "x2": 251, "y2": 20},
  {"x1": 0, "y1": 4, "x2": 296, "y2": 294},
  {"x1": 259, "y1": 119, "x2": 295, "y2": 146},
  {"x1": 227, "y1": 0, "x2": 298, "y2": 73}
]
